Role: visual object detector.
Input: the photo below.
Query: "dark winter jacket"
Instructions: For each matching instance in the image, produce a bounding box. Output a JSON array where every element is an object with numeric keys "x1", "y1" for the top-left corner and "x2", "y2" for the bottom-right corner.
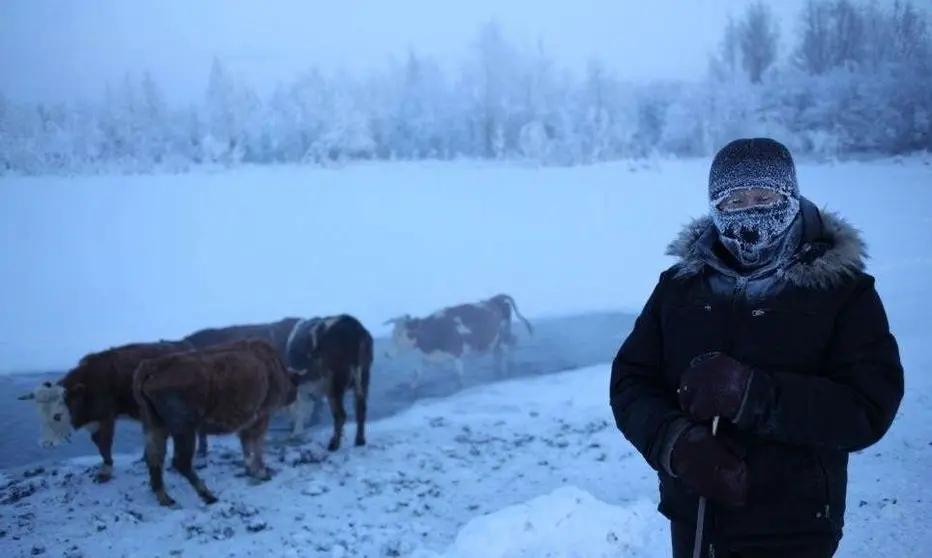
[{"x1": 609, "y1": 197, "x2": 904, "y2": 548}]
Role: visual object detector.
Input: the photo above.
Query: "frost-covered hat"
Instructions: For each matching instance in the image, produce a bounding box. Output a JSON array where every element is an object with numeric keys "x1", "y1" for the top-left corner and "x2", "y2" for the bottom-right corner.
[
  {"x1": 708, "y1": 137, "x2": 799, "y2": 204},
  {"x1": 708, "y1": 138, "x2": 802, "y2": 267}
]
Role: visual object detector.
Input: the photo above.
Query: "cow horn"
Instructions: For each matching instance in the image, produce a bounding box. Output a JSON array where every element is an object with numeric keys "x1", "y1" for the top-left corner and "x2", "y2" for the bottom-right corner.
[{"x1": 17, "y1": 392, "x2": 36, "y2": 401}]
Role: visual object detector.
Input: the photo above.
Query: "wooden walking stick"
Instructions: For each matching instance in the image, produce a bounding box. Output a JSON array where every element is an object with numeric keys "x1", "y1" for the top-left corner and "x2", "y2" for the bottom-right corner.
[{"x1": 692, "y1": 415, "x2": 720, "y2": 558}]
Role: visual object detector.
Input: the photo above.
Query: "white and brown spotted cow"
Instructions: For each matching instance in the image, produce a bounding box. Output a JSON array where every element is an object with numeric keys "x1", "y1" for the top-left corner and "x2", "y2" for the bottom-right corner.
[
  {"x1": 284, "y1": 314, "x2": 373, "y2": 451},
  {"x1": 383, "y1": 293, "x2": 533, "y2": 389}
]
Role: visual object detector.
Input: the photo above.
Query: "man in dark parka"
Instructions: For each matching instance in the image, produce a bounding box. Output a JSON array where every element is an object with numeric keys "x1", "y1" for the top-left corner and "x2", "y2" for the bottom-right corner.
[{"x1": 609, "y1": 137, "x2": 905, "y2": 558}]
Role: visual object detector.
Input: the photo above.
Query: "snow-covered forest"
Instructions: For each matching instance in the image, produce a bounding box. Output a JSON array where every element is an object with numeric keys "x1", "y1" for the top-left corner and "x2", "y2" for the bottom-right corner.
[{"x1": 2, "y1": 0, "x2": 930, "y2": 176}]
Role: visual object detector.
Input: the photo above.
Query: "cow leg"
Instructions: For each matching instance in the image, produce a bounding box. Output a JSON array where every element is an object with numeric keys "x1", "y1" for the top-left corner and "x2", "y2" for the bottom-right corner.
[
  {"x1": 142, "y1": 426, "x2": 176, "y2": 507},
  {"x1": 196, "y1": 429, "x2": 208, "y2": 458},
  {"x1": 90, "y1": 418, "x2": 117, "y2": 483},
  {"x1": 326, "y1": 377, "x2": 348, "y2": 452},
  {"x1": 503, "y1": 329, "x2": 519, "y2": 372},
  {"x1": 135, "y1": 425, "x2": 149, "y2": 465},
  {"x1": 173, "y1": 430, "x2": 207, "y2": 472},
  {"x1": 353, "y1": 365, "x2": 370, "y2": 447},
  {"x1": 500, "y1": 320, "x2": 515, "y2": 348},
  {"x1": 492, "y1": 344, "x2": 506, "y2": 376},
  {"x1": 172, "y1": 430, "x2": 218, "y2": 505},
  {"x1": 239, "y1": 414, "x2": 272, "y2": 481},
  {"x1": 166, "y1": 430, "x2": 210, "y2": 473},
  {"x1": 410, "y1": 358, "x2": 425, "y2": 390},
  {"x1": 308, "y1": 393, "x2": 325, "y2": 425},
  {"x1": 287, "y1": 390, "x2": 309, "y2": 440},
  {"x1": 452, "y1": 358, "x2": 465, "y2": 388},
  {"x1": 288, "y1": 399, "x2": 305, "y2": 439}
]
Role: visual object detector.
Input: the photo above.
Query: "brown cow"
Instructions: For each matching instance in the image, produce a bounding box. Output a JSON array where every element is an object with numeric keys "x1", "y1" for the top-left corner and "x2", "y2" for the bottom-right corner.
[
  {"x1": 383, "y1": 293, "x2": 533, "y2": 388},
  {"x1": 182, "y1": 317, "x2": 325, "y2": 436},
  {"x1": 133, "y1": 338, "x2": 299, "y2": 506},
  {"x1": 17, "y1": 339, "x2": 208, "y2": 482},
  {"x1": 285, "y1": 314, "x2": 373, "y2": 451}
]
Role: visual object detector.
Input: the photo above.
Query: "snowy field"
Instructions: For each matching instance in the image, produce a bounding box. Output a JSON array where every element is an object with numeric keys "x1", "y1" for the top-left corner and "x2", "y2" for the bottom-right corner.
[{"x1": 1, "y1": 156, "x2": 931, "y2": 557}]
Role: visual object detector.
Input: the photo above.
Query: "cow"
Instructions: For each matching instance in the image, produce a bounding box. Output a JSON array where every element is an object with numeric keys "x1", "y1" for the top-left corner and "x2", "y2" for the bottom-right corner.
[
  {"x1": 182, "y1": 317, "x2": 326, "y2": 437},
  {"x1": 182, "y1": 319, "x2": 300, "y2": 354},
  {"x1": 133, "y1": 338, "x2": 299, "y2": 507},
  {"x1": 16, "y1": 339, "x2": 208, "y2": 483},
  {"x1": 383, "y1": 293, "x2": 533, "y2": 389},
  {"x1": 284, "y1": 314, "x2": 373, "y2": 451}
]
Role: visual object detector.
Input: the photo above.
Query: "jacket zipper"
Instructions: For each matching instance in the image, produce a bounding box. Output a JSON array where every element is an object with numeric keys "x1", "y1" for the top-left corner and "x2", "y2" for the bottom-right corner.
[
  {"x1": 725, "y1": 277, "x2": 748, "y2": 353},
  {"x1": 704, "y1": 276, "x2": 747, "y2": 558}
]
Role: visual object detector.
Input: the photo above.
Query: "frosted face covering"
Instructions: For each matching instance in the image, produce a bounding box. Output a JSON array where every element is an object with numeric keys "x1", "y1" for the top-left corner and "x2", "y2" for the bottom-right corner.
[{"x1": 710, "y1": 186, "x2": 800, "y2": 267}]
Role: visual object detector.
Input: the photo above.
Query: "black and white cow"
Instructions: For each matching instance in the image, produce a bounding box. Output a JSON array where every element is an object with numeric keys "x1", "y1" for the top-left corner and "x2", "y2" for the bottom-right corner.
[
  {"x1": 182, "y1": 317, "x2": 325, "y2": 438},
  {"x1": 284, "y1": 314, "x2": 373, "y2": 451},
  {"x1": 383, "y1": 293, "x2": 533, "y2": 388}
]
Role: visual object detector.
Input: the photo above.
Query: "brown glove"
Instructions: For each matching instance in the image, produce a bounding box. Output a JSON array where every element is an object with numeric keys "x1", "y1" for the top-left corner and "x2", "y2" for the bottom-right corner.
[
  {"x1": 670, "y1": 423, "x2": 748, "y2": 508},
  {"x1": 678, "y1": 352, "x2": 754, "y2": 423}
]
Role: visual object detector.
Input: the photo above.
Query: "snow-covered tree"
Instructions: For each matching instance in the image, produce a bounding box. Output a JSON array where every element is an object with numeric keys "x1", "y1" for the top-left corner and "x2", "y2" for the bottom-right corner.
[
  {"x1": 4, "y1": 1, "x2": 931, "y2": 175},
  {"x1": 738, "y1": 1, "x2": 780, "y2": 83}
]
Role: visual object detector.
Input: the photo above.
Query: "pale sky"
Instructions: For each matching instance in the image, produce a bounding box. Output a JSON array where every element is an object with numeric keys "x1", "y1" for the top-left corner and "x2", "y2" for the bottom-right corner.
[{"x1": 1, "y1": 0, "x2": 807, "y2": 104}]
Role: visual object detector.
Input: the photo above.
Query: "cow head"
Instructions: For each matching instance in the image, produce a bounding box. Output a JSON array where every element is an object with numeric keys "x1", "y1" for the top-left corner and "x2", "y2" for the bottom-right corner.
[
  {"x1": 383, "y1": 314, "x2": 416, "y2": 358},
  {"x1": 17, "y1": 380, "x2": 74, "y2": 448},
  {"x1": 58, "y1": 353, "x2": 115, "y2": 433},
  {"x1": 25, "y1": 353, "x2": 116, "y2": 448},
  {"x1": 288, "y1": 354, "x2": 327, "y2": 384}
]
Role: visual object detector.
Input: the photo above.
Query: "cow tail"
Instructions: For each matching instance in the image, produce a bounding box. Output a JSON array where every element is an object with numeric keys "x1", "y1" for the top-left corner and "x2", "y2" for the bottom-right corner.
[
  {"x1": 499, "y1": 294, "x2": 533, "y2": 335},
  {"x1": 132, "y1": 361, "x2": 162, "y2": 428}
]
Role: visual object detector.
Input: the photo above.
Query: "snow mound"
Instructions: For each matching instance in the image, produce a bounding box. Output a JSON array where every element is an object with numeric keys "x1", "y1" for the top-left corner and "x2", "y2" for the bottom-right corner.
[{"x1": 417, "y1": 485, "x2": 659, "y2": 558}]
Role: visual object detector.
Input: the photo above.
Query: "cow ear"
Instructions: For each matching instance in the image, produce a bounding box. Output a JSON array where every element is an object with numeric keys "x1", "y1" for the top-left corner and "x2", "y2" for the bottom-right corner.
[{"x1": 17, "y1": 392, "x2": 36, "y2": 401}]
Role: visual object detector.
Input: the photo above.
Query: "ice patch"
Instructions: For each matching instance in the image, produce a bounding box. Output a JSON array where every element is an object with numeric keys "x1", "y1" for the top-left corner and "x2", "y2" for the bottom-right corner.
[{"x1": 415, "y1": 486, "x2": 662, "y2": 558}]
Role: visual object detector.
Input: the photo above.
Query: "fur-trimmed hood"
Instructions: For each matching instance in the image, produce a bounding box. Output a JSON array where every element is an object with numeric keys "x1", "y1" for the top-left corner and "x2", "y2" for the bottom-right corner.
[{"x1": 665, "y1": 198, "x2": 868, "y2": 290}]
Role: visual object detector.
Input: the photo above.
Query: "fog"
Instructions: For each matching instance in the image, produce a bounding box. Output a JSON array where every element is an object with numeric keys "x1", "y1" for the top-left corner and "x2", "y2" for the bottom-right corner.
[{"x1": 2, "y1": 0, "x2": 807, "y2": 103}]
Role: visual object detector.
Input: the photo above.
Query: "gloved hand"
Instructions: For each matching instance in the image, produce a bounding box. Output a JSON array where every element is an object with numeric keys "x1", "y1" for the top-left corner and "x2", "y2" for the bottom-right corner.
[
  {"x1": 670, "y1": 424, "x2": 748, "y2": 508},
  {"x1": 677, "y1": 352, "x2": 754, "y2": 423}
]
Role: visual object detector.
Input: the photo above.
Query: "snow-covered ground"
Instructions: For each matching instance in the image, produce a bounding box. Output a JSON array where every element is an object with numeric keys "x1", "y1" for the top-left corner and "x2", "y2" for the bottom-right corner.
[
  {"x1": 1, "y1": 364, "x2": 670, "y2": 558},
  {"x1": 2, "y1": 350, "x2": 931, "y2": 558},
  {"x1": 1, "y1": 156, "x2": 931, "y2": 557}
]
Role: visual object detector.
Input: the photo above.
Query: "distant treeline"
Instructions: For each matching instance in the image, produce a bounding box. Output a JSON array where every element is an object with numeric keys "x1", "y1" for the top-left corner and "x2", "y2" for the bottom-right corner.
[{"x1": 1, "y1": 0, "x2": 930, "y2": 176}]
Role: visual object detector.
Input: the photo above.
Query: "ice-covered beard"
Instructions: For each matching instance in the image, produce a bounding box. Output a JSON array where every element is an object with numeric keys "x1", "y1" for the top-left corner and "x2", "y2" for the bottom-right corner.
[{"x1": 710, "y1": 195, "x2": 801, "y2": 268}]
